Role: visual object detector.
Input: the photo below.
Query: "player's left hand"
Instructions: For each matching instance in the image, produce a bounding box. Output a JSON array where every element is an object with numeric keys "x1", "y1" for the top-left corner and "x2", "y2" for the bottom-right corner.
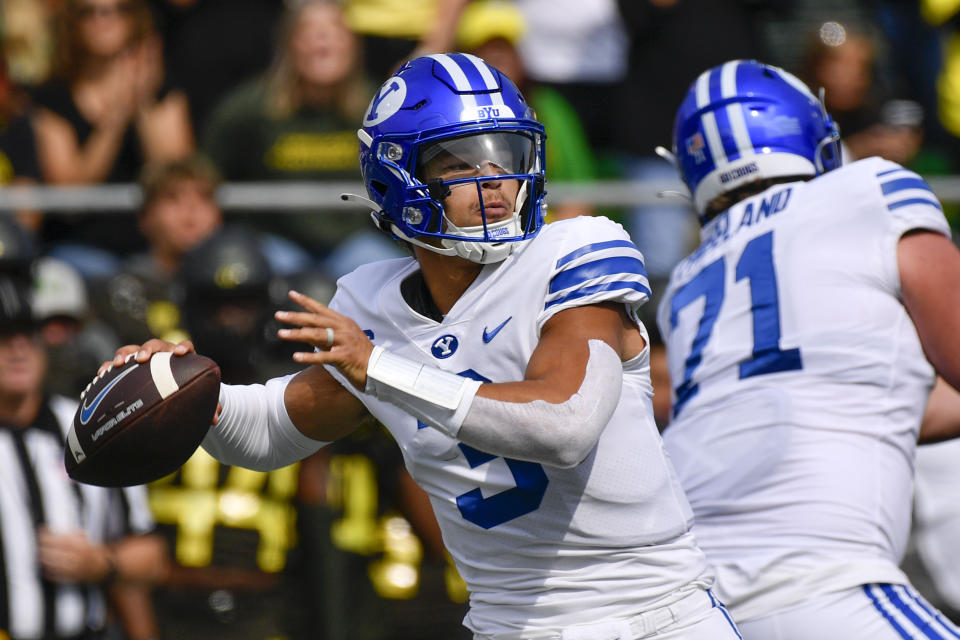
[{"x1": 275, "y1": 290, "x2": 374, "y2": 391}]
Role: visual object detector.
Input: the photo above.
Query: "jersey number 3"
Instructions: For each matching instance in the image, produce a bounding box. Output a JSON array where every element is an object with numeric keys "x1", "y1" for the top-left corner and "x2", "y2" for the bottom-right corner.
[
  {"x1": 669, "y1": 231, "x2": 803, "y2": 417},
  {"x1": 453, "y1": 369, "x2": 548, "y2": 529}
]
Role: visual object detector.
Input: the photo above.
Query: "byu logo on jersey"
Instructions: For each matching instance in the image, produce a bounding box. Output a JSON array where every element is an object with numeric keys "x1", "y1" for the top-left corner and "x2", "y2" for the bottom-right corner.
[{"x1": 431, "y1": 335, "x2": 459, "y2": 359}]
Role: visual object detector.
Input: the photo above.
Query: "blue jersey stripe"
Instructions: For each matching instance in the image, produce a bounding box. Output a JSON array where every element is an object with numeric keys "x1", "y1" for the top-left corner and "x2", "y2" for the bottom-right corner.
[
  {"x1": 882, "y1": 176, "x2": 933, "y2": 196},
  {"x1": 877, "y1": 167, "x2": 902, "y2": 178},
  {"x1": 545, "y1": 280, "x2": 650, "y2": 309},
  {"x1": 864, "y1": 585, "x2": 913, "y2": 640},
  {"x1": 880, "y1": 584, "x2": 944, "y2": 640},
  {"x1": 900, "y1": 586, "x2": 960, "y2": 639},
  {"x1": 555, "y1": 240, "x2": 639, "y2": 268},
  {"x1": 887, "y1": 197, "x2": 943, "y2": 212},
  {"x1": 549, "y1": 256, "x2": 648, "y2": 293}
]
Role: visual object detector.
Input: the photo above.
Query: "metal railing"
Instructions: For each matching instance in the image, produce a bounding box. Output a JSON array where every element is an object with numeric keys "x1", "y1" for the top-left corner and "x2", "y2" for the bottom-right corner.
[
  {"x1": 0, "y1": 181, "x2": 680, "y2": 212},
  {"x1": 3, "y1": 177, "x2": 960, "y2": 212}
]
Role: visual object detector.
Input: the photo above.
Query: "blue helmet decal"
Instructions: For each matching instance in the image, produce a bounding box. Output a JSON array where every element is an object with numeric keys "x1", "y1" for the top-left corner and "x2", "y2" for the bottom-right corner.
[
  {"x1": 673, "y1": 60, "x2": 841, "y2": 217},
  {"x1": 358, "y1": 53, "x2": 547, "y2": 264}
]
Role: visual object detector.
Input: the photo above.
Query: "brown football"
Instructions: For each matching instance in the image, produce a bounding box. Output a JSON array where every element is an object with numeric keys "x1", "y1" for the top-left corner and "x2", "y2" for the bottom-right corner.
[{"x1": 65, "y1": 352, "x2": 221, "y2": 487}]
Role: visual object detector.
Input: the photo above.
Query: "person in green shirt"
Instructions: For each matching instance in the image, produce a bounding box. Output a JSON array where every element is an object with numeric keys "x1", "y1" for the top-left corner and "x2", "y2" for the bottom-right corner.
[{"x1": 202, "y1": 0, "x2": 403, "y2": 275}]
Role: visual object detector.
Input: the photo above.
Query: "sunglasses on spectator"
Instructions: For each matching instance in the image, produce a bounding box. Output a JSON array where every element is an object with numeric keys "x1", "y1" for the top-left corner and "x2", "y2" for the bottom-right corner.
[{"x1": 77, "y1": 2, "x2": 133, "y2": 19}]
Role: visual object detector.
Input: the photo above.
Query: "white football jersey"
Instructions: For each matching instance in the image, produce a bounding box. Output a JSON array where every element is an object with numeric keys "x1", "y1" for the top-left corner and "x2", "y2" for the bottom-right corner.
[
  {"x1": 328, "y1": 216, "x2": 711, "y2": 637},
  {"x1": 657, "y1": 157, "x2": 951, "y2": 620}
]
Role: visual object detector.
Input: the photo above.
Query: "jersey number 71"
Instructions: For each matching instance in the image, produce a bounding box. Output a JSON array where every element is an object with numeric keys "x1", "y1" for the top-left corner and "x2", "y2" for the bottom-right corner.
[{"x1": 668, "y1": 231, "x2": 803, "y2": 417}]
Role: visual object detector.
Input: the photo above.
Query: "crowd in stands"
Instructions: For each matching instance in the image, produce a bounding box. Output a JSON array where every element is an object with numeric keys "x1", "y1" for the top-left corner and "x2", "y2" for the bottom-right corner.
[{"x1": 0, "y1": 1, "x2": 959, "y2": 639}]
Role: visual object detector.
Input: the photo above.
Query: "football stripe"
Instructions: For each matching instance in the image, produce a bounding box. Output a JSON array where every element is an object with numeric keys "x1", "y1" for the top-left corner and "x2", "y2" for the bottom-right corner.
[
  {"x1": 67, "y1": 425, "x2": 86, "y2": 463},
  {"x1": 150, "y1": 353, "x2": 180, "y2": 399}
]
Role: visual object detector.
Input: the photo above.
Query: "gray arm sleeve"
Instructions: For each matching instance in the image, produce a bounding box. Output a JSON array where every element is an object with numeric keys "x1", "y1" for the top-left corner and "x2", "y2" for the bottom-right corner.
[
  {"x1": 201, "y1": 374, "x2": 329, "y2": 471},
  {"x1": 456, "y1": 339, "x2": 623, "y2": 468}
]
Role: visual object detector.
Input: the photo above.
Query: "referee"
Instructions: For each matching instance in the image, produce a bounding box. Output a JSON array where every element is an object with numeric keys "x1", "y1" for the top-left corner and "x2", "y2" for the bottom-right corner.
[{"x1": 0, "y1": 275, "x2": 168, "y2": 640}]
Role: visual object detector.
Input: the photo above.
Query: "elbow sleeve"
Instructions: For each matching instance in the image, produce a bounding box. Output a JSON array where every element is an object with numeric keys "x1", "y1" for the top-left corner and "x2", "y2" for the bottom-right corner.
[
  {"x1": 458, "y1": 340, "x2": 623, "y2": 468},
  {"x1": 202, "y1": 374, "x2": 328, "y2": 471}
]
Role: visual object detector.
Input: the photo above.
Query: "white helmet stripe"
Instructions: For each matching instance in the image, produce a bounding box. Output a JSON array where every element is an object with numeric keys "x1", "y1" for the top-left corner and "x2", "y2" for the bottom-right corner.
[
  {"x1": 462, "y1": 53, "x2": 505, "y2": 105},
  {"x1": 428, "y1": 54, "x2": 478, "y2": 111},
  {"x1": 770, "y1": 64, "x2": 818, "y2": 101},
  {"x1": 722, "y1": 60, "x2": 754, "y2": 159},
  {"x1": 695, "y1": 68, "x2": 727, "y2": 166}
]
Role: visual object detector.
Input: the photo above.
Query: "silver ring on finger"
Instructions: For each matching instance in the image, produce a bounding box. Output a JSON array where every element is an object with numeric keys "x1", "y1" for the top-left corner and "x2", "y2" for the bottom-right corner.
[{"x1": 325, "y1": 327, "x2": 335, "y2": 348}]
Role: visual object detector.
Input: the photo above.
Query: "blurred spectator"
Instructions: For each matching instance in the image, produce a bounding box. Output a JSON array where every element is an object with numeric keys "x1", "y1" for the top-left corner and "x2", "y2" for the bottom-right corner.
[
  {"x1": 29, "y1": 0, "x2": 194, "y2": 259},
  {"x1": 0, "y1": 0, "x2": 55, "y2": 87},
  {"x1": 203, "y1": 0, "x2": 368, "y2": 183},
  {"x1": 176, "y1": 226, "x2": 285, "y2": 383},
  {"x1": 148, "y1": 0, "x2": 285, "y2": 136},
  {"x1": 0, "y1": 51, "x2": 40, "y2": 185},
  {"x1": 0, "y1": 47, "x2": 46, "y2": 233},
  {"x1": 134, "y1": 155, "x2": 222, "y2": 280},
  {"x1": 0, "y1": 273, "x2": 168, "y2": 640},
  {"x1": 455, "y1": 0, "x2": 598, "y2": 220},
  {"x1": 95, "y1": 155, "x2": 222, "y2": 345},
  {"x1": 33, "y1": 0, "x2": 193, "y2": 184},
  {"x1": 342, "y1": 0, "x2": 471, "y2": 82},
  {"x1": 203, "y1": 0, "x2": 403, "y2": 280},
  {"x1": 32, "y1": 255, "x2": 123, "y2": 398},
  {"x1": 799, "y1": 22, "x2": 925, "y2": 165}
]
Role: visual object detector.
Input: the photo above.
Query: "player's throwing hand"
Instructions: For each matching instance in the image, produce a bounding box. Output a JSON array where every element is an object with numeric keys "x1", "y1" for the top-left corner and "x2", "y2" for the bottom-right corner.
[{"x1": 275, "y1": 290, "x2": 374, "y2": 391}]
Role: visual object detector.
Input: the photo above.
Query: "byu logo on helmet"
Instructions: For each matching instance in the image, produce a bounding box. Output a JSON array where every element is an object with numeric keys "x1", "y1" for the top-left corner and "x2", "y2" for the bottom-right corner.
[
  {"x1": 431, "y1": 335, "x2": 459, "y2": 359},
  {"x1": 363, "y1": 77, "x2": 407, "y2": 126}
]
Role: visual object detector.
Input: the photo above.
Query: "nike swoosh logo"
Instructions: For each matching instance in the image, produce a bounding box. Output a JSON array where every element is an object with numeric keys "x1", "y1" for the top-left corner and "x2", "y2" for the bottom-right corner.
[
  {"x1": 482, "y1": 317, "x2": 512, "y2": 343},
  {"x1": 79, "y1": 364, "x2": 140, "y2": 425}
]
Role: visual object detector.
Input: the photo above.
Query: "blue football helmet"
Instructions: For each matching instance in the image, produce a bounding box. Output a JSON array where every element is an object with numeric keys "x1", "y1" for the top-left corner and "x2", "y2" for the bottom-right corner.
[
  {"x1": 356, "y1": 53, "x2": 546, "y2": 264},
  {"x1": 673, "y1": 59, "x2": 842, "y2": 218}
]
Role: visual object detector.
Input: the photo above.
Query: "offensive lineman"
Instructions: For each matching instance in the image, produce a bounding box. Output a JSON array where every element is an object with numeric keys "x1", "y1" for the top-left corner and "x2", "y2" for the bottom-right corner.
[
  {"x1": 657, "y1": 59, "x2": 960, "y2": 639},
  {"x1": 109, "y1": 55, "x2": 742, "y2": 639}
]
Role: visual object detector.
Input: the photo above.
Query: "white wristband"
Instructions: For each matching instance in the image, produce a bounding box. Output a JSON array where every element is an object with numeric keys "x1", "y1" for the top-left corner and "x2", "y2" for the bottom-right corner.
[{"x1": 365, "y1": 346, "x2": 481, "y2": 437}]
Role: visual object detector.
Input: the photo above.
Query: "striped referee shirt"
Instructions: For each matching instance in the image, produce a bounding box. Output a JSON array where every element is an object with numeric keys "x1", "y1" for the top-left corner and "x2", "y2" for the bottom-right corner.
[{"x1": 0, "y1": 395, "x2": 155, "y2": 640}]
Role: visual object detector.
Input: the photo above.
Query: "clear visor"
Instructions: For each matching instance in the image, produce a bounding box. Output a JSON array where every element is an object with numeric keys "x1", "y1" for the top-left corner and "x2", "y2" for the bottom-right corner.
[{"x1": 415, "y1": 131, "x2": 536, "y2": 183}]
